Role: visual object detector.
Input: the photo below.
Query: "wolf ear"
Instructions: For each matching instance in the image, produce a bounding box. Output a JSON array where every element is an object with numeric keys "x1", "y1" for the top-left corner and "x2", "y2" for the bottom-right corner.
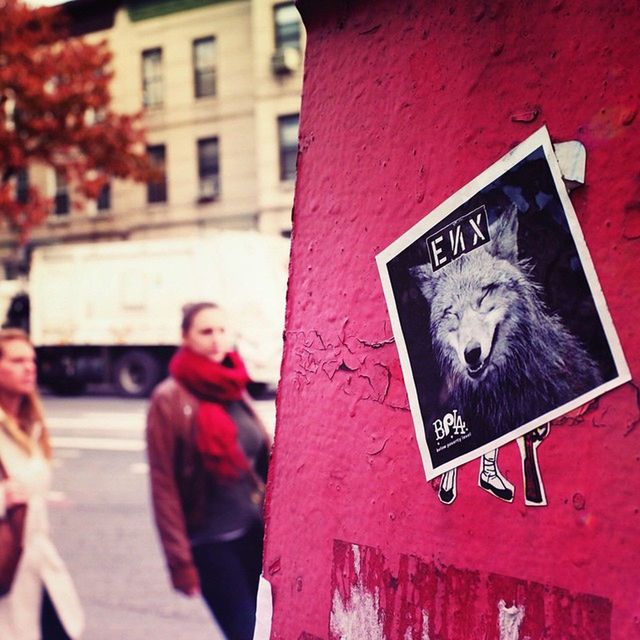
[
  {"x1": 489, "y1": 203, "x2": 519, "y2": 263},
  {"x1": 409, "y1": 263, "x2": 438, "y2": 303}
]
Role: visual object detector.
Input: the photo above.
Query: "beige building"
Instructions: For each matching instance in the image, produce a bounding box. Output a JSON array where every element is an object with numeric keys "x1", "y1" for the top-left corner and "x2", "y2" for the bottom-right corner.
[{"x1": 1, "y1": 0, "x2": 303, "y2": 276}]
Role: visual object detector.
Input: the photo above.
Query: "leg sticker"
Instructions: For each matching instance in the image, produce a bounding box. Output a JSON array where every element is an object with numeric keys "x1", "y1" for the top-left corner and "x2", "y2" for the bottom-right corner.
[
  {"x1": 438, "y1": 467, "x2": 457, "y2": 505},
  {"x1": 478, "y1": 449, "x2": 514, "y2": 502},
  {"x1": 518, "y1": 424, "x2": 550, "y2": 507}
]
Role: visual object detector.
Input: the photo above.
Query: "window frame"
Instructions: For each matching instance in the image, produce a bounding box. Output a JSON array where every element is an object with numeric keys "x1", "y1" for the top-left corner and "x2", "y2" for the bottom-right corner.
[
  {"x1": 54, "y1": 170, "x2": 70, "y2": 217},
  {"x1": 277, "y1": 114, "x2": 299, "y2": 182},
  {"x1": 96, "y1": 181, "x2": 111, "y2": 212},
  {"x1": 197, "y1": 136, "x2": 220, "y2": 202},
  {"x1": 15, "y1": 168, "x2": 29, "y2": 206},
  {"x1": 274, "y1": 2, "x2": 301, "y2": 50},
  {"x1": 142, "y1": 47, "x2": 163, "y2": 109},
  {"x1": 147, "y1": 144, "x2": 167, "y2": 204},
  {"x1": 193, "y1": 36, "x2": 217, "y2": 99}
]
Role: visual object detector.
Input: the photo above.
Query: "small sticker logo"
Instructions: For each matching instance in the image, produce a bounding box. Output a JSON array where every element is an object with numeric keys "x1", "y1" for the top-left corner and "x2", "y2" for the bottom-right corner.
[{"x1": 433, "y1": 409, "x2": 468, "y2": 442}]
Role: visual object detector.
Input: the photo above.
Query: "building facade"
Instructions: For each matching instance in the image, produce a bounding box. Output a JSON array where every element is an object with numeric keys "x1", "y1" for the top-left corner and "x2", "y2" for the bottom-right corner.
[{"x1": 0, "y1": 0, "x2": 303, "y2": 276}]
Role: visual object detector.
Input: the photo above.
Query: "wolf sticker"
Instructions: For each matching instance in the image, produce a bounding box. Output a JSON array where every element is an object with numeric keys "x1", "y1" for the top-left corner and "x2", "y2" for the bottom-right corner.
[
  {"x1": 411, "y1": 204, "x2": 602, "y2": 440},
  {"x1": 377, "y1": 127, "x2": 629, "y2": 497},
  {"x1": 411, "y1": 204, "x2": 602, "y2": 503}
]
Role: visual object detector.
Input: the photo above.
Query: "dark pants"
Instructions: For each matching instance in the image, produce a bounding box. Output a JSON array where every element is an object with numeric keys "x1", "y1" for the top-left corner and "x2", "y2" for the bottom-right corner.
[
  {"x1": 41, "y1": 590, "x2": 71, "y2": 640},
  {"x1": 192, "y1": 522, "x2": 264, "y2": 640}
]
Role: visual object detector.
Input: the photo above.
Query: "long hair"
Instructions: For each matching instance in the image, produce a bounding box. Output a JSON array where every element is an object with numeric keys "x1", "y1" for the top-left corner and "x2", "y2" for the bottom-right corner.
[{"x1": 0, "y1": 328, "x2": 52, "y2": 459}]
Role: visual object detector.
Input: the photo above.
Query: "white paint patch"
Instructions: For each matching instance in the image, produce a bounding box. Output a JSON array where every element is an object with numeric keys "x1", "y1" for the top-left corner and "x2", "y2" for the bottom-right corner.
[
  {"x1": 330, "y1": 582, "x2": 385, "y2": 640},
  {"x1": 405, "y1": 610, "x2": 431, "y2": 640},
  {"x1": 331, "y1": 544, "x2": 385, "y2": 639},
  {"x1": 498, "y1": 599, "x2": 525, "y2": 640},
  {"x1": 422, "y1": 610, "x2": 430, "y2": 640},
  {"x1": 352, "y1": 544, "x2": 361, "y2": 576}
]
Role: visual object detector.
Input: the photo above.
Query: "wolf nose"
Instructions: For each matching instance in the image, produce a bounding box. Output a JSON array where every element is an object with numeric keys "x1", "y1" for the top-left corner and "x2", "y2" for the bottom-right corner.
[{"x1": 464, "y1": 342, "x2": 482, "y2": 366}]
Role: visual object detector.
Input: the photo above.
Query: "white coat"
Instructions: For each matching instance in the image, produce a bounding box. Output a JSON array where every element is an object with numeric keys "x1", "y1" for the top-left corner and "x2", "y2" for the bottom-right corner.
[{"x1": 0, "y1": 423, "x2": 84, "y2": 640}]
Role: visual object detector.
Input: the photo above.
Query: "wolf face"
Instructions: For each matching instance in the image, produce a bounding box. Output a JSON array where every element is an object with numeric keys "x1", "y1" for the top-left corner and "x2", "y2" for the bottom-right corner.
[
  {"x1": 411, "y1": 204, "x2": 601, "y2": 434},
  {"x1": 412, "y1": 205, "x2": 529, "y2": 387},
  {"x1": 428, "y1": 267, "x2": 521, "y2": 382}
]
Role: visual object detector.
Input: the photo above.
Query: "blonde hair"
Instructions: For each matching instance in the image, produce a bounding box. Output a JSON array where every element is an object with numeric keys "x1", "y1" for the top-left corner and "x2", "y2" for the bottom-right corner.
[{"x1": 0, "y1": 329, "x2": 51, "y2": 459}]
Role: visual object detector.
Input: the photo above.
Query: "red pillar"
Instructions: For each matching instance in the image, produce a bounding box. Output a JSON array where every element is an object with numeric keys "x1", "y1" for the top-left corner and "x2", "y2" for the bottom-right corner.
[{"x1": 264, "y1": 2, "x2": 640, "y2": 638}]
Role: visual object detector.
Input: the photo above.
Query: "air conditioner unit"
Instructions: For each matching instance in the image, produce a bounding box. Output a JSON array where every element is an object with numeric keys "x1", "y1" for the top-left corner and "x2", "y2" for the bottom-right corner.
[
  {"x1": 271, "y1": 47, "x2": 301, "y2": 75},
  {"x1": 198, "y1": 176, "x2": 219, "y2": 201}
]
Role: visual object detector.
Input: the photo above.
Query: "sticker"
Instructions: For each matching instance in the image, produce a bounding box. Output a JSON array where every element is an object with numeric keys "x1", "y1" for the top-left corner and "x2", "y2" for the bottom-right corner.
[
  {"x1": 376, "y1": 126, "x2": 630, "y2": 481},
  {"x1": 253, "y1": 574, "x2": 274, "y2": 640}
]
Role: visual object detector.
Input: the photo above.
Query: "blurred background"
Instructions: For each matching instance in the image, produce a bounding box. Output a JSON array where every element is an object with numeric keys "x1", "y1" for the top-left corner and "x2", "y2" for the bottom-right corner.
[{"x1": 1, "y1": 0, "x2": 304, "y2": 636}]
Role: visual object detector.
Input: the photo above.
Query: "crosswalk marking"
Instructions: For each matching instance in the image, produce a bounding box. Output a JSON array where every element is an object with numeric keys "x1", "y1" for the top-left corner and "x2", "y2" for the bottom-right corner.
[
  {"x1": 51, "y1": 436, "x2": 145, "y2": 452},
  {"x1": 47, "y1": 418, "x2": 144, "y2": 433}
]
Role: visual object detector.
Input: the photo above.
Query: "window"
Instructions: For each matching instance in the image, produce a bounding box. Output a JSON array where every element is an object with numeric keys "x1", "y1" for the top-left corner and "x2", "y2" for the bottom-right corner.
[
  {"x1": 142, "y1": 48, "x2": 163, "y2": 108},
  {"x1": 15, "y1": 168, "x2": 29, "y2": 205},
  {"x1": 197, "y1": 137, "x2": 219, "y2": 201},
  {"x1": 274, "y1": 3, "x2": 301, "y2": 50},
  {"x1": 193, "y1": 36, "x2": 216, "y2": 98},
  {"x1": 147, "y1": 144, "x2": 167, "y2": 204},
  {"x1": 278, "y1": 114, "x2": 299, "y2": 181},
  {"x1": 97, "y1": 182, "x2": 111, "y2": 212},
  {"x1": 54, "y1": 171, "x2": 70, "y2": 216}
]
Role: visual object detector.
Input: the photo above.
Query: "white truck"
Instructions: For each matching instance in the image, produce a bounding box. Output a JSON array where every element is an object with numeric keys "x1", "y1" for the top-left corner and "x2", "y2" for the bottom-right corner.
[{"x1": 5, "y1": 232, "x2": 290, "y2": 397}]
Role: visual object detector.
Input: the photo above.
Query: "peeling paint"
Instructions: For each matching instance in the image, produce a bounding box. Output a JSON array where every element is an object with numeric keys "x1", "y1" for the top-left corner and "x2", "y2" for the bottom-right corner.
[
  {"x1": 331, "y1": 544, "x2": 384, "y2": 640},
  {"x1": 329, "y1": 540, "x2": 611, "y2": 640},
  {"x1": 498, "y1": 600, "x2": 525, "y2": 640},
  {"x1": 331, "y1": 582, "x2": 385, "y2": 640},
  {"x1": 421, "y1": 612, "x2": 430, "y2": 640},
  {"x1": 352, "y1": 544, "x2": 361, "y2": 575},
  {"x1": 288, "y1": 326, "x2": 410, "y2": 410}
]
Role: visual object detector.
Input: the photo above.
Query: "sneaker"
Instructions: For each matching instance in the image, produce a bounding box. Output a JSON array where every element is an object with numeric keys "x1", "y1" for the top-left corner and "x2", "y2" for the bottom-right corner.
[{"x1": 479, "y1": 472, "x2": 514, "y2": 502}]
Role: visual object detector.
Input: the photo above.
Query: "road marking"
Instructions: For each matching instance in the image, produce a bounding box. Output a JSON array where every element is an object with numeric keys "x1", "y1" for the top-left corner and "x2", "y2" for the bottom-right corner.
[
  {"x1": 51, "y1": 436, "x2": 145, "y2": 452},
  {"x1": 76, "y1": 411, "x2": 145, "y2": 420},
  {"x1": 47, "y1": 417, "x2": 144, "y2": 432},
  {"x1": 54, "y1": 449, "x2": 81, "y2": 459}
]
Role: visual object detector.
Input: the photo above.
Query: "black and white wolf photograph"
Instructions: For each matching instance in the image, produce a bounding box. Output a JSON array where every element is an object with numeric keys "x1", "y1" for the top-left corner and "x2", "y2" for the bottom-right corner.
[{"x1": 377, "y1": 127, "x2": 629, "y2": 481}]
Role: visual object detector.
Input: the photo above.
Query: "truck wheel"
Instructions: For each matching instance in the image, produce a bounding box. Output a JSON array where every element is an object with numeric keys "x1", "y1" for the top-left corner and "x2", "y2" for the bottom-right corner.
[{"x1": 114, "y1": 351, "x2": 160, "y2": 398}]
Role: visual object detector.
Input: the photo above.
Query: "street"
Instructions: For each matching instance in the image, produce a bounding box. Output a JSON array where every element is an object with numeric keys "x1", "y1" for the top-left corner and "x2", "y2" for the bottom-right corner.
[{"x1": 42, "y1": 393, "x2": 276, "y2": 640}]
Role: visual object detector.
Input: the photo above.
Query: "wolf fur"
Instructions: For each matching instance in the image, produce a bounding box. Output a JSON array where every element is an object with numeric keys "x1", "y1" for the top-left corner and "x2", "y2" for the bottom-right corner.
[{"x1": 411, "y1": 205, "x2": 602, "y2": 439}]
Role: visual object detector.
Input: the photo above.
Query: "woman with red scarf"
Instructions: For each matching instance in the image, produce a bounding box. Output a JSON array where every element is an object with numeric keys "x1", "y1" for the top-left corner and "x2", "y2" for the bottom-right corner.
[{"x1": 146, "y1": 302, "x2": 271, "y2": 640}]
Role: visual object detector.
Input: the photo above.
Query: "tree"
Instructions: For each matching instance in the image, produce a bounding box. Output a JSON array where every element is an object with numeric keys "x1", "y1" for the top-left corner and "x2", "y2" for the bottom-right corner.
[{"x1": 0, "y1": 0, "x2": 153, "y2": 241}]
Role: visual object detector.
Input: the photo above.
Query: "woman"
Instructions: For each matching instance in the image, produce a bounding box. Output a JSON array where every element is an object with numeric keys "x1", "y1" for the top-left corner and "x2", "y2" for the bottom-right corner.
[
  {"x1": 0, "y1": 328, "x2": 84, "y2": 640},
  {"x1": 146, "y1": 302, "x2": 271, "y2": 640}
]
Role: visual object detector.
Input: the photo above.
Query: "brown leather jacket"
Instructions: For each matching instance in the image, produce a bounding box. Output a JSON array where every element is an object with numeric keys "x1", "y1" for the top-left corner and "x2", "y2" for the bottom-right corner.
[{"x1": 145, "y1": 377, "x2": 270, "y2": 593}]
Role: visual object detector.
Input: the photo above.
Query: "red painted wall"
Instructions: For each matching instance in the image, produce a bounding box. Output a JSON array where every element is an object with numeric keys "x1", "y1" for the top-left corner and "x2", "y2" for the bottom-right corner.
[{"x1": 264, "y1": 1, "x2": 640, "y2": 638}]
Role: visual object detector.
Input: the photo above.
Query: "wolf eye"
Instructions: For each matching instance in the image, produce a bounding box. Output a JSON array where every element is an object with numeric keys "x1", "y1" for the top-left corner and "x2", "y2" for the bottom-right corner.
[
  {"x1": 479, "y1": 284, "x2": 498, "y2": 302},
  {"x1": 440, "y1": 307, "x2": 459, "y2": 330}
]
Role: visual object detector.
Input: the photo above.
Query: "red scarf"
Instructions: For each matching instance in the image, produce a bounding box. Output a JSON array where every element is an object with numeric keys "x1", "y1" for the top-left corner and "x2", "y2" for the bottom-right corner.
[{"x1": 169, "y1": 348, "x2": 251, "y2": 481}]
